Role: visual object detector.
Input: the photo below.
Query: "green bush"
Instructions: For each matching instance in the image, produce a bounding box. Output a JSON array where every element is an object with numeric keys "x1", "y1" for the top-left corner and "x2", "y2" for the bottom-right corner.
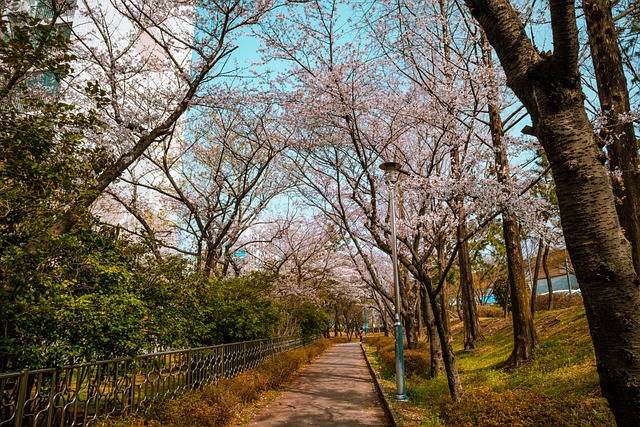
[
  {"x1": 292, "y1": 302, "x2": 331, "y2": 340},
  {"x1": 372, "y1": 338, "x2": 396, "y2": 377},
  {"x1": 404, "y1": 349, "x2": 430, "y2": 377}
]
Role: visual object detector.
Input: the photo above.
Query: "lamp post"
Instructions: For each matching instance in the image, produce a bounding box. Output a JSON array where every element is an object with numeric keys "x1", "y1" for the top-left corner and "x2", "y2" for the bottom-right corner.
[{"x1": 379, "y1": 161, "x2": 408, "y2": 401}]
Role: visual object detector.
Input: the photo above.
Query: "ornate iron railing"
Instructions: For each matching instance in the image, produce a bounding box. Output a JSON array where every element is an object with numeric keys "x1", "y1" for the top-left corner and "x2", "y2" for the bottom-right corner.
[{"x1": 0, "y1": 336, "x2": 309, "y2": 426}]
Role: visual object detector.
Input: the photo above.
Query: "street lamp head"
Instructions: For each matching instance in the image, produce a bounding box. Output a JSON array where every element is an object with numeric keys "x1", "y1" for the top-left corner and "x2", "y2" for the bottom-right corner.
[{"x1": 379, "y1": 161, "x2": 402, "y2": 184}]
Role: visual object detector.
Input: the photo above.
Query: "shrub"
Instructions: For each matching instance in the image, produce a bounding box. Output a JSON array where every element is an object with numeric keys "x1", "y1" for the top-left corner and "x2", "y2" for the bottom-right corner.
[
  {"x1": 157, "y1": 389, "x2": 236, "y2": 427},
  {"x1": 534, "y1": 292, "x2": 583, "y2": 311},
  {"x1": 370, "y1": 338, "x2": 396, "y2": 377},
  {"x1": 477, "y1": 305, "x2": 504, "y2": 318},
  {"x1": 363, "y1": 336, "x2": 383, "y2": 346},
  {"x1": 404, "y1": 349, "x2": 430, "y2": 377}
]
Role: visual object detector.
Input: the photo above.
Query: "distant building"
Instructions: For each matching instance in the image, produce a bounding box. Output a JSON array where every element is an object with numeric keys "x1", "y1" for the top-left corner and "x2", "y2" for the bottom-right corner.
[{"x1": 525, "y1": 248, "x2": 579, "y2": 295}]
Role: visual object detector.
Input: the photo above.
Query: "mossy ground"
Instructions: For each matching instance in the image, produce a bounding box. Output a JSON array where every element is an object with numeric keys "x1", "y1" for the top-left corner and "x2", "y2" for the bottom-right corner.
[{"x1": 364, "y1": 304, "x2": 616, "y2": 427}]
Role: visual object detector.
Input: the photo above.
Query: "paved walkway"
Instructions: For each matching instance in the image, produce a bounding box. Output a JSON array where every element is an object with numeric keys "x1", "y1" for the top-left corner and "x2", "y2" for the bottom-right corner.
[{"x1": 248, "y1": 342, "x2": 391, "y2": 426}]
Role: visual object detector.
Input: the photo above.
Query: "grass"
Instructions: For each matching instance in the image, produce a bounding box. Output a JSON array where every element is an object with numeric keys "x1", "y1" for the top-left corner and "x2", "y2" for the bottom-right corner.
[
  {"x1": 364, "y1": 305, "x2": 616, "y2": 427},
  {"x1": 95, "y1": 337, "x2": 348, "y2": 427}
]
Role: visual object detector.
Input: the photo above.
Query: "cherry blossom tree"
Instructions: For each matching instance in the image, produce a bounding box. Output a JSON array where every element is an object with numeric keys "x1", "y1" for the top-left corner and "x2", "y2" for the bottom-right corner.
[
  {"x1": 465, "y1": 0, "x2": 640, "y2": 422},
  {"x1": 108, "y1": 93, "x2": 290, "y2": 277},
  {"x1": 584, "y1": 0, "x2": 640, "y2": 274},
  {"x1": 259, "y1": 213, "x2": 367, "y2": 337},
  {"x1": 44, "y1": 0, "x2": 284, "y2": 238}
]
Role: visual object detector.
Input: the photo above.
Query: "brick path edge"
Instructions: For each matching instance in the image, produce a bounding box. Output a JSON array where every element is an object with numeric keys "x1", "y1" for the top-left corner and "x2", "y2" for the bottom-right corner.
[{"x1": 360, "y1": 343, "x2": 400, "y2": 427}]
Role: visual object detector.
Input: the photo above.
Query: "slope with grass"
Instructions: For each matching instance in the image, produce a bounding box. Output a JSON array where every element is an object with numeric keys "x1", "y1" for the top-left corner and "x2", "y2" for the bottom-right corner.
[{"x1": 364, "y1": 305, "x2": 616, "y2": 427}]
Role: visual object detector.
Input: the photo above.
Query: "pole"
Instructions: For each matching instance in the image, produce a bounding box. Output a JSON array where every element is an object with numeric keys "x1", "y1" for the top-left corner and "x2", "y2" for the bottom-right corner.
[{"x1": 389, "y1": 183, "x2": 408, "y2": 401}]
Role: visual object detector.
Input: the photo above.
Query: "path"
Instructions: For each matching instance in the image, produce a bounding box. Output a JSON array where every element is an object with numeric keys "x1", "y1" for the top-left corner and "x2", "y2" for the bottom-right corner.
[{"x1": 248, "y1": 342, "x2": 391, "y2": 426}]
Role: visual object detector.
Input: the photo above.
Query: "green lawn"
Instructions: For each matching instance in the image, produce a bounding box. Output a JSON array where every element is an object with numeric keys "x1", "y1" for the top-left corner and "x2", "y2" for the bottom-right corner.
[{"x1": 365, "y1": 305, "x2": 616, "y2": 427}]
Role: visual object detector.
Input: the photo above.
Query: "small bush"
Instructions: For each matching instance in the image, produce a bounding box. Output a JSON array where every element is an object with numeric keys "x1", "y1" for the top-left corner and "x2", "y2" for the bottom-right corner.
[
  {"x1": 362, "y1": 336, "x2": 396, "y2": 376},
  {"x1": 371, "y1": 338, "x2": 397, "y2": 377},
  {"x1": 404, "y1": 349, "x2": 430, "y2": 378},
  {"x1": 477, "y1": 305, "x2": 504, "y2": 318},
  {"x1": 157, "y1": 389, "x2": 236, "y2": 427},
  {"x1": 363, "y1": 336, "x2": 383, "y2": 346},
  {"x1": 534, "y1": 292, "x2": 583, "y2": 311},
  {"x1": 96, "y1": 417, "x2": 147, "y2": 427},
  {"x1": 364, "y1": 336, "x2": 394, "y2": 352}
]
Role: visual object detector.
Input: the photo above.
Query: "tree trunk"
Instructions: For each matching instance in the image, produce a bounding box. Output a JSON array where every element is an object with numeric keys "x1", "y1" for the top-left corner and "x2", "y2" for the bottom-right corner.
[
  {"x1": 458, "y1": 217, "x2": 483, "y2": 350},
  {"x1": 403, "y1": 311, "x2": 420, "y2": 350},
  {"x1": 416, "y1": 291, "x2": 424, "y2": 339},
  {"x1": 437, "y1": 236, "x2": 452, "y2": 339},
  {"x1": 400, "y1": 272, "x2": 420, "y2": 349},
  {"x1": 542, "y1": 244, "x2": 554, "y2": 310},
  {"x1": 466, "y1": 0, "x2": 640, "y2": 421},
  {"x1": 502, "y1": 211, "x2": 539, "y2": 367},
  {"x1": 584, "y1": 0, "x2": 640, "y2": 275},
  {"x1": 530, "y1": 239, "x2": 544, "y2": 318},
  {"x1": 421, "y1": 284, "x2": 444, "y2": 377},
  {"x1": 427, "y1": 284, "x2": 463, "y2": 401},
  {"x1": 482, "y1": 34, "x2": 538, "y2": 365}
]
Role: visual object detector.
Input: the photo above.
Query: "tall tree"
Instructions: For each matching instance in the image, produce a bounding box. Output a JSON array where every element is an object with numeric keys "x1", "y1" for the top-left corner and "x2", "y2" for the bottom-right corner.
[
  {"x1": 42, "y1": 0, "x2": 281, "y2": 238},
  {"x1": 481, "y1": 35, "x2": 538, "y2": 366},
  {"x1": 466, "y1": 0, "x2": 640, "y2": 423},
  {"x1": 108, "y1": 97, "x2": 288, "y2": 277},
  {"x1": 584, "y1": 0, "x2": 640, "y2": 274}
]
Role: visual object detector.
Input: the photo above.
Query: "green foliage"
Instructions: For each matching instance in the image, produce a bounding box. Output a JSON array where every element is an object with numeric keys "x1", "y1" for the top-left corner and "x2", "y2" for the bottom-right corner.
[
  {"x1": 0, "y1": 223, "x2": 152, "y2": 370},
  {"x1": 291, "y1": 300, "x2": 331, "y2": 340},
  {"x1": 0, "y1": 11, "x2": 106, "y2": 247},
  {"x1": 0, "y1": 8, "x2": 118, "y2": 371},
  {"x1": 1, "y1": 215, "x2": 289, "y2": 371},
  {"x1": 492, "y1": 278, "x2": 510, "y2": 313},
  {"x1": 188, "y1": 274, "x2": 285, "y2": 346}
]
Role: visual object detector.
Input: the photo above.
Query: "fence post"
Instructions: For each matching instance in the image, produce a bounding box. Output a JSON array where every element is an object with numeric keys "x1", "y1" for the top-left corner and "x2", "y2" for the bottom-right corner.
[
  {"x1": 243, "y1": 342, "x2": 247, "y2": 371},
  {"x1": 14, "y1": 370, "x2": 29, "y2": 425},
  {"x1": 186, "y1": 350, "x2": 192, "y2": 390},
  {"x1": 127, "y1": 358, "x2": 136, "y2": 416},
  {"x1": 220, "y1": 346, "x2": 225, "y2": 379},
  {"x1": 46, "y1": 369, "x2": 58, "y2": 426}
]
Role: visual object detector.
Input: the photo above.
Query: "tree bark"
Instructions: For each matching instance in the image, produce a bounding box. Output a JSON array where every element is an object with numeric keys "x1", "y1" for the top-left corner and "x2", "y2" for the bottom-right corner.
[
  {"x1": 482, "y1": 34, "x2": 538, "y2": 365},
  {"x1": 530, "y1": 239, "x2": 544, "y2": 318},
  {"x1": 466, "y1": 0, "x2": 640, "y2": 422},
  {"x1": 437, "y1": 235, "x2": 452, "y2": 339},
  {"x1": 428, "y1": 286, "x2": 464, "y2": 401},
  {"x1": 542, "y1": 244, "x2": 554, "y2": 310},
  {"x1": 421, "y1": 284, "x2": 444, "y2": 377},
  {"x1": 458, "y1": 217, "x2": 483, "y2": 350},
  {"x1": 401, "y1": 271, "x2": 420, "y2": 349},
  {"x1": 502, "y1": 211, "x2": 539, "y2": 367},
  {"x1": 583, "y1": 0, "x2": 640, "y2": 275}
]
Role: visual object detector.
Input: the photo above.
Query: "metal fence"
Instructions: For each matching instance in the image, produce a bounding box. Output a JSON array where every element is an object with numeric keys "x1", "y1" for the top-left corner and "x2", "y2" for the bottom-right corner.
[{"x1": 1, "y1": 336, "x2": 308, "y2": 427}]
